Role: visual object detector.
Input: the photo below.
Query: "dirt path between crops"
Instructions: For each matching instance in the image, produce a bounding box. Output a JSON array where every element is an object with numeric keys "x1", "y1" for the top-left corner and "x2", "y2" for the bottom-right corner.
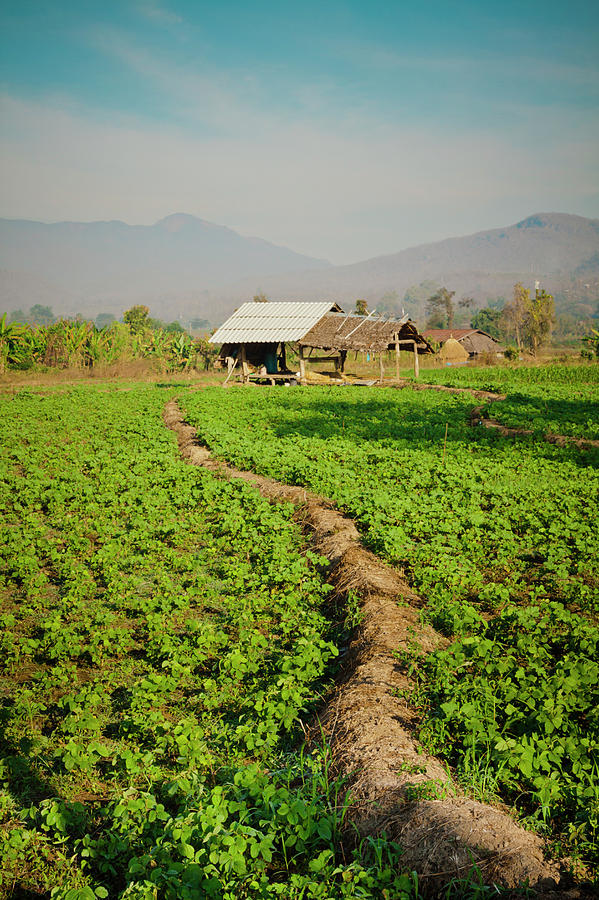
[
  {"x1": 393, "y1": 377, "x2": 504, "y2": 402},
  {"x1": 468, "y1": 405, "x2": 599, "y2": 449},
  {"x1": 393, "y1": 379, "x2": 599, "y2": 449},
  {"x1": 164, "y1": 400, "x2": 588, "y2": 898}
]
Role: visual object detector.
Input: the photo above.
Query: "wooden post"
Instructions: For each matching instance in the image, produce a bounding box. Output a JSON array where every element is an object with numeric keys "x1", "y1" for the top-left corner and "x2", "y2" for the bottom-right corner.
[
  {"x1": 395, "y1": 337, "x2": 400, "y2": 383},
  {"x1": 379, "y1": 352, "x2": 384, "y2": 385},
  {"x1": 298, "y1": 345, "x2": 306, "y2": 384},
  {"x1": 240, "y1": 344, "x2": 249, "y2": 384},
  {"x1": 413, "y1": 341, "x2": 420, "y2": 378}
]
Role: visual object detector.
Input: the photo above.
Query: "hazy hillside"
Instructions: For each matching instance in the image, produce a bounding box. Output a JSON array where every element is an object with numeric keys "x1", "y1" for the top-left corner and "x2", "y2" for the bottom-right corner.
[
  {"x1": 1, "y1": 212, "x2": 597, "y2": 325},
  {"x1": 252, "y1": 214, "x2": 599, "y2": 314},
  {"x1": 0, "y1": 214, "x2": 330, "y2": 322}
]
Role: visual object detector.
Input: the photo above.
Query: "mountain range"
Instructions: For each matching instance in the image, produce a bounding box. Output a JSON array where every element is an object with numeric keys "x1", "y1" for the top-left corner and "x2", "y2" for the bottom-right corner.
[{"x1": 1, "y1": 212, "x2": 598, "y2": 326}]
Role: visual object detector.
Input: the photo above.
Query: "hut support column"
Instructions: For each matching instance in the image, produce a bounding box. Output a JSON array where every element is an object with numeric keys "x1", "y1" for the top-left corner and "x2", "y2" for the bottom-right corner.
[
  {"x1": 298, "y1": 345, "x2": 307, "y2": 385},
  {"x1": 240, "y1": 344, "x2": 250, "y2": 384},
  {"x1": 395, "y1": 338, "x2": 400, "y2": 383},
  {"x1": 379, "y1": 353, "x2": 384, "y2": 385},
  {"x1": 413, "y1": 341, "x2": 420, "y2": 378}
]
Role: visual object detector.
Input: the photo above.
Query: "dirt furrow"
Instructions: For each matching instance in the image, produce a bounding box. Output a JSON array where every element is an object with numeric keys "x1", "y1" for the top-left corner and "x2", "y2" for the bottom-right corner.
[
  {"x1": 163, "y1": 399, "x2": 573, "y2": 896},
  {"x1": 469, "y1": 406, "x2": 599, "y2": 448}
]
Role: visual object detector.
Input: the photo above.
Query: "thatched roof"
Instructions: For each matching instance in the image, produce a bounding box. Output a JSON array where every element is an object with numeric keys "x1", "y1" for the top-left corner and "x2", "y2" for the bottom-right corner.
[
  {"x1": 299, "y1": 312, "x2": 432, "y2": 353},
  {"x1": 424, "y1": 329, "x2": 502, "y2": 355}
]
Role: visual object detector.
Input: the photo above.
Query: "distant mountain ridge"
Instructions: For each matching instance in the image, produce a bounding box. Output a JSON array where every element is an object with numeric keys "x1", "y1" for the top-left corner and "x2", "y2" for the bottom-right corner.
[
  {"x1": 0, "y1": 213, "x2": 330, "y2": 322},
  {"x1": 1, "y1": 212, "x2": 597, "y2": 324},
  {"x1": 250, "y1": 213, "x2": 599, "y2": 314}
]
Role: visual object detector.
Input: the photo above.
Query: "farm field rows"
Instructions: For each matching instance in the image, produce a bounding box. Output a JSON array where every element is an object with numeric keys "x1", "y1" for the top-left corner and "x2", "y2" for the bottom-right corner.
[
  {"x1": 403, "y1": 362, "x2": 599, "y2": 441},
  {"x1": 182, "y1": 374, "x2": 599, "y2": 875},
  {"x1": 0, "y1": 386, "x2": 418, "y2": 899}
]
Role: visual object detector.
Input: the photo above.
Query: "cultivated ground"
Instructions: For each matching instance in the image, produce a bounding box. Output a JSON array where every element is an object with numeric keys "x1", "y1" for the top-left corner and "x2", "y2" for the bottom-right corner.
[{"x1": 1, "y1": 361, "x2": 597, "y2": 899}]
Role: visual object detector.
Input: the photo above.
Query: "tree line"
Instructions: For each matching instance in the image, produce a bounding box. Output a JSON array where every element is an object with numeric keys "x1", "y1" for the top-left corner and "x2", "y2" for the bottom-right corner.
[{"x1": 424, "y1": 283, "x2": 557, "y2": 355}]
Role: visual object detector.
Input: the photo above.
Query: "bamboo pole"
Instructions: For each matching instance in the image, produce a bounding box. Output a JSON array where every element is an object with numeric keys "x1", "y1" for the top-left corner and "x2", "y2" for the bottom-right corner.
[
  {"x1": 395, "y1": 337, "x2": 400, "y2": 383},
  {"x1": 413, "y1": 341, "x2": 420, "y2": 378},
  {"x1": 379, "y1": 352, "x2": 384, "y2": 384},
  {"x1": 222, "y1": 356, "x2": 238, "y2": 387}
]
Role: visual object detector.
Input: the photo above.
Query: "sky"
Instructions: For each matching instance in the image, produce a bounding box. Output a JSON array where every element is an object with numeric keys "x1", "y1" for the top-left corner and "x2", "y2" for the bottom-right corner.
[{"x1": 1, "y1": 0, "x2": 598, "y2": 264}]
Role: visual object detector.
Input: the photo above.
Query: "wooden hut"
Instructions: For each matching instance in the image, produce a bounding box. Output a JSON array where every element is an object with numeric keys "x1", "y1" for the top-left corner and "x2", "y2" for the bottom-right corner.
[
  {"x1": 210, "y1": 301, "x2": 431, "y2": 384},
  {"x1": 424, "y1": 328, "x2": 503, "y2": 358}
]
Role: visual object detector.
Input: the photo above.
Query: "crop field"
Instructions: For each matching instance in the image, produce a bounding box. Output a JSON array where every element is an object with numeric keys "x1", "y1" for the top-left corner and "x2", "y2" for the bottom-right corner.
[
  {"x1": 1, "y1": 367, "x2": 598, "y2": 898},
  {"x1": 182, "y1": 369, "x2": 599, "y2": 874},
  {"x1": 0, "y1": 387, "x2": 417, "y2": 899},
  {"x1": 403, "y1": 362, "x2": 599, "y2": 441}
]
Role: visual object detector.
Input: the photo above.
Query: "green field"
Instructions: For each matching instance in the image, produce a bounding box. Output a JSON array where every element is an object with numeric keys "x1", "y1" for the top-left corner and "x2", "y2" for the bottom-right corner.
[
  {"x1": 1, "y1": 366, "x2": 598, "y2": 897},
  {"x1": 401, "y1": 362, "x2": 599, "y2": 440},
  {"x1": 182, "y1": 368, "x2": 599, "y2": 871},
  {"x1": 0, "y1": 387, "x2": 416, "y2": 899}
]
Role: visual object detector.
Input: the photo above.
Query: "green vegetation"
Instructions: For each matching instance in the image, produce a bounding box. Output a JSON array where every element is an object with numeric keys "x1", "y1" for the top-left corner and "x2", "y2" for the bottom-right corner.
[
  {"x1": 404, "y1": 363, "x2": 599, "y2": 441},
  {"x1": 182, "y1": 376, "x2": 599, "y2": 871},
  {"x1": 0, "y1": 310, "x2": 215, "y2": 375},
  {"x1": 470, "y1": 308, "x2": 502, "y2": 340},
  {"x1": 0, "y1": 386, "x2": 416, "y2": 898},
  {"x1": 3, "y1": 364, "x2": 598, "y2": 894}
]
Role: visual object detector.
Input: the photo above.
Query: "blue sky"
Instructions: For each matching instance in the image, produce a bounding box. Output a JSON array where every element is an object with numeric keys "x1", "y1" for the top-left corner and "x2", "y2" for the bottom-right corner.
[{"x1": 1, "y1": 0, "x2": 598, "y2": 262}]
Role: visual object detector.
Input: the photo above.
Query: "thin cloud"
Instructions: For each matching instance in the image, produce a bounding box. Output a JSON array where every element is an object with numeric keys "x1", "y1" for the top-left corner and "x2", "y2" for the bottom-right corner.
[{"x1": 136, "y1": 2, "x2": 182, "y2": 25}]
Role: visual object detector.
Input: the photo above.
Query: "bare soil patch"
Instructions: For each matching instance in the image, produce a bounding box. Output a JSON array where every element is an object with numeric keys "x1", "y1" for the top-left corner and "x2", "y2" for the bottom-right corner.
[{"x1": 163, "y1": 400, "x2": 584, "y2": 896}]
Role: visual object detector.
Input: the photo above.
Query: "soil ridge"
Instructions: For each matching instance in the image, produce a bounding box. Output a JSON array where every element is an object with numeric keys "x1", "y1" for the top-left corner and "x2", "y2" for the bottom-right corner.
[
  {"x1": 163, "y1": 399, "x2": 577, "y2": 897},
  {"x1": 469, "y1": 405, "x2": 599, "y2": 448}
]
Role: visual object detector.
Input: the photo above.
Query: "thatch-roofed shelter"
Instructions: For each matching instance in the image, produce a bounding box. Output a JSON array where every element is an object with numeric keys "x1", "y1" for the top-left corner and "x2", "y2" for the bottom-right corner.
[
  {"x1": 210, "y1": 301, "x2": 431, "y2": 384},
  {"x1": 299, "y1": 311, "x2": 433, "y2": 380},
  {"x1": 424, "y1": 328, "x2": 503, "y2": 357}
]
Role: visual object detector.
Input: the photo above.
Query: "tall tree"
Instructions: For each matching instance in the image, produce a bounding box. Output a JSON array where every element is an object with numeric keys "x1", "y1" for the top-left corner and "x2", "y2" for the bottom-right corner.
[
  {"x1": 123, "y1": 305, "x2": 151, "y2": 335},
  {"x1": 253, "y1": 292, "x2": 268, "y2": 303},
  {"x1": 501, "y1": 283, "x2": 529, "y2": 348},
  {"x1": 425, "y1": 288, "x2": 456, "y2": 329},
  {"x1": 501, "y1": 283, "x2": 555, "y2": 353},
  {"x1": 355, "y1": 298, "x2": 368, "y2": 315},
  {"x1": 471, "y1": 307, "x2": 503, "y2": 340},
  {"x1": 28, "y1": 304, "x2": 55, "y2": 326},
  {"x1": 525, "y1": 288, "x2": 555, "y2": 355}
]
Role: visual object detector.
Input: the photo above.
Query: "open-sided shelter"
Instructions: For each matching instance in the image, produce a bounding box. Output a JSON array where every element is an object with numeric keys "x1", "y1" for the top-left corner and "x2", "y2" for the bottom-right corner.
[
  {"x1": 298, "y1": 311, "x2": 432, "y2": 380},
  {"x1": 210, "y1": 301, "x2": 431, "y2": 384}
]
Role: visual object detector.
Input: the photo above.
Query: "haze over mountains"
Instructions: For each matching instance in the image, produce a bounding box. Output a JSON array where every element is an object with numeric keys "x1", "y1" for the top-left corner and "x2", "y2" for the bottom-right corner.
[{"x1": 1, "y1": 212, "x2": 598, "y2": 325}]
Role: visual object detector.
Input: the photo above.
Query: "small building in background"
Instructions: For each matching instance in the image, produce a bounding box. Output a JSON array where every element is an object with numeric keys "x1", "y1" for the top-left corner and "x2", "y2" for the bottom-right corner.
[{"x1": 424, "y1": 328, "x2": 503, "y2": 359}]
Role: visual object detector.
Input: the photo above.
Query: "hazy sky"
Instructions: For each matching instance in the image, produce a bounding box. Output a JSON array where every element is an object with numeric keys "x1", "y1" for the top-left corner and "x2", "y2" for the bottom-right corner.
[{"x1": 1, "y1": 0, "x2": 598, "y2": 263}]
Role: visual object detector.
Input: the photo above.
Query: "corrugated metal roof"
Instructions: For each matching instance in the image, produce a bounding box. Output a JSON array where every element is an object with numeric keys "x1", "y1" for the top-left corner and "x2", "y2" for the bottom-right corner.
[{"x1": 209, "y1": 301, "x2": 339, "y2": 344}]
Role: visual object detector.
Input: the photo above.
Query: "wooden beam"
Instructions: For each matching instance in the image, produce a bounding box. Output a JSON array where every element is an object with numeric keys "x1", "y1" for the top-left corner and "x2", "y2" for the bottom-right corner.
[
  {"x1": 240, "y1": 344, "x2": 249, "y2": 384},
  {"x1": 395, "y1": 338, "x2": 400, "y2": 383},
  {"x1": 379, "y1": 352, "x2": 384, "y2": 385},
  {"x1": 413, "y1": 341, "x2": 420, "y2": 378},
  {"x1": 298, "y1": 345, "x2": 307, "y2": 385}
]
